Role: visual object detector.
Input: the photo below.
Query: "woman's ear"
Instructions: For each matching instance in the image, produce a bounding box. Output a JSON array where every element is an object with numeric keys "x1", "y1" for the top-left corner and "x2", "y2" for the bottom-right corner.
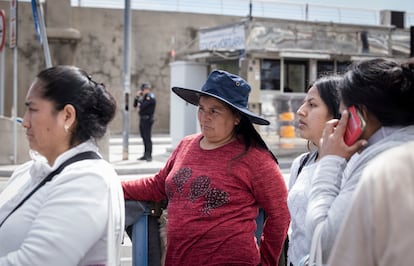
[
  {"x1": 234, "y1": 114, "x2": 241, "y2": 125},
  {"x1": 359, "y1": 105, "x2": 381, "y2": 138},
  {"x1": 358, "y1": 105, "x2": 369, "y2": 121},
  {"x1": 62, "y1": 104, "x2": 76, "y2": 130},
  {"x1": 359, "y1": 105, "x2": 378, "y2": 127}
]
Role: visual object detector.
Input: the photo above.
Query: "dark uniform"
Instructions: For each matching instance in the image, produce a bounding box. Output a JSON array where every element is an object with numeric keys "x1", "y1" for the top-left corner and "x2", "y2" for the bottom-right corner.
[{"x1": 133, "y1": 83, "x2": 156, "y2": 161}]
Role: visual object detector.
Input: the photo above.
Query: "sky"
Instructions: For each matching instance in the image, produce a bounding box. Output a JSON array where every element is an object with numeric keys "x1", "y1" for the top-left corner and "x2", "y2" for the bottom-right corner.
[{"x1": 280, "y1": 0, "x2": 413, "y2": 13}]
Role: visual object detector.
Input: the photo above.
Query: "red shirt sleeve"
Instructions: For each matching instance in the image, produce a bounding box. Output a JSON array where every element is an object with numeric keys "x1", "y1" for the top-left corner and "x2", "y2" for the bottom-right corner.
[
  {"x1": 252, "y1": 150, "x2": 290, "y2": 265},
  {"x1": 121, "y1": 141, "x2": 181, "y2": 202}
]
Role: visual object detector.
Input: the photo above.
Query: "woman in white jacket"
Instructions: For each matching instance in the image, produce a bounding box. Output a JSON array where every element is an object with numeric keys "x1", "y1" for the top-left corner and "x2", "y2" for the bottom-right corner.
[
  {"x1": 287, "y1": 75, "x2": 341, "y2": 266},
  {"x1": 305, "y1": 58, "x2": 414, "y2": 264},
  {"x1": 328, "y1": 141, "x2": 414, "y2": 265},
  {"x1": 0, "y1": 65, "x2": 125, "y2": 266}
]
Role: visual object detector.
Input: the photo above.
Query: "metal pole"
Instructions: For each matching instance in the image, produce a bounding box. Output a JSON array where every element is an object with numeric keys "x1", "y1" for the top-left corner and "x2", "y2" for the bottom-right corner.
[
  {"x1": 11, "y1": 0, "x2": 18, "y2": 164},
  {"x1": 0, "y1": 49, "x2": 4, "y2": 116},
  {"x1": 13, "y1": 46, "x2": 17, "y2": 164},
  {"x1": 280, "y1": 57, "x2": 285, "y2": 92},
  {"x1": 122, "y1": 0, "x2": 131, "y2": 160},
  {"x1": 34, "y1": 0, "x2": 52, "y2": 67},
  {"x1": 249, "y1": 0, "x2": 252, "y2": 20},
  {"x1": 0, "y1": 9, "x2": 5, "y2": 116}
]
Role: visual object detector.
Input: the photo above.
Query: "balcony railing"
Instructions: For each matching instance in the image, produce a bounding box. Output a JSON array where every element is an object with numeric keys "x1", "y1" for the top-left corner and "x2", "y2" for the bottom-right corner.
[{"x1": 68, "y1": 0, "x2": 414, "y2": 27}]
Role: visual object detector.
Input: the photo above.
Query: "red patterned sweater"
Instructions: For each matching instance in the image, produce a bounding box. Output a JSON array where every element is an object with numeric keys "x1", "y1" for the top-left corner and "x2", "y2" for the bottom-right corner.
[{"x1": 122, "y1": 133, "x2": 290, "y2": 266}]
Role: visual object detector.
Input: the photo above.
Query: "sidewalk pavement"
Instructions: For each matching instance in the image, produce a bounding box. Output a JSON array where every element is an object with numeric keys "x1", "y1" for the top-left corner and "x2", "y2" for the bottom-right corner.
[{"x1": 0, "y1": 133, "x2": 307, "y2": 180}]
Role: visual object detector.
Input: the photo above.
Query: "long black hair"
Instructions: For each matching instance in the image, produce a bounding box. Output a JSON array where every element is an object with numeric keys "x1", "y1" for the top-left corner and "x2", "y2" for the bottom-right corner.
[
  {"x1": 312, "y1": 75, "x2": 342, "y2": 119},
  {"x1": 234, "y1": 114, "x2": 278, "y2": 164}
]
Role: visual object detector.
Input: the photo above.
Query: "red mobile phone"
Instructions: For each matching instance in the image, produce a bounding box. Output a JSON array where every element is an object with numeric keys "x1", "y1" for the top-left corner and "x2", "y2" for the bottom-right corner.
[{"x1": 344, "y1": 106, "x2": 366, "y2": 146}]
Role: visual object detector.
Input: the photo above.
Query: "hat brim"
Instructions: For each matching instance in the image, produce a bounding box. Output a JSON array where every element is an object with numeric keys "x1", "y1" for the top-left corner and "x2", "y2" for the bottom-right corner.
[{"x1": 172, "y1": 87, "x2": 270, "y2": 125}]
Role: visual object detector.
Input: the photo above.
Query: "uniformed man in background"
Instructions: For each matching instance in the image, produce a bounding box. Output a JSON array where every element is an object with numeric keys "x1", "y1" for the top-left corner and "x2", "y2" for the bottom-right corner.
[{"x1": 133, "y1": 83, "x2": 156, "y2": 161}]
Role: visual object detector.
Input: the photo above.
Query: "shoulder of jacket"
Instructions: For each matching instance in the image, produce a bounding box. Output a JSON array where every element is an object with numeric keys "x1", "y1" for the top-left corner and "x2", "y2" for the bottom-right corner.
[{"x1": 144, "y1": 93, "x2": 155, "y2": 100}]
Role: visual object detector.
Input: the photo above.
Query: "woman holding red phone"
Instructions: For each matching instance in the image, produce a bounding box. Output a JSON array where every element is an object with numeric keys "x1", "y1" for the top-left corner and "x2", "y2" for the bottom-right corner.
[{"x1": 305, "y1": 58, "x2": 414, "y2": 264}]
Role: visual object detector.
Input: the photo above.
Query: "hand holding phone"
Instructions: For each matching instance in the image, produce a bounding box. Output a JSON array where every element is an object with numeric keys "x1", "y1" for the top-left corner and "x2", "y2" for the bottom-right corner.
[{"x1": 344, "y1": 106, "x2": 366, "y2": 146}]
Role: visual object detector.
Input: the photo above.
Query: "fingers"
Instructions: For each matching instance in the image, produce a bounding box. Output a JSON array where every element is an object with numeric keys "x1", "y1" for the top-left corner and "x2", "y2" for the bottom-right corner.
[
  {"x1": 347, "y1": 139, "x2": 368, "y2": 154},
  {"x1": 324, "y1": 118, "x2": 340, "y2": 133},
  {"x1": 318, "y1": 119, "x2": 340, "y2": 157},
  {"x1": 319, "y1": 119, "x2": 339, "y2": 145},
  {"x1": 322, "y1": 110, "x2": 351, "y2": 142},
  {"x1": 318, "y1": 110, "x2": 367, "y2": 160},
  {"x1": 335, "y1": 110, "x2": 350, "y2": 137}
]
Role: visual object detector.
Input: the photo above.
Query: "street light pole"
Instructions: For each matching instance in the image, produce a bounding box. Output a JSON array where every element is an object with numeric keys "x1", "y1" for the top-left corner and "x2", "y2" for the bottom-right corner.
[
  {"x1": 122, "y1": 0, "x2": 131, "y2": 160},
  {"x1": 32, "y1": 0, "x2": 51, "y2": 67}
]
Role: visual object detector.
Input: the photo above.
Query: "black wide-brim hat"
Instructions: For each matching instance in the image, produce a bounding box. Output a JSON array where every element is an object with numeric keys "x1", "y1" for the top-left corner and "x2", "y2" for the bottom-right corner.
[{"x1": 172, "y1": 70, "x2": 269, "y2": 125}]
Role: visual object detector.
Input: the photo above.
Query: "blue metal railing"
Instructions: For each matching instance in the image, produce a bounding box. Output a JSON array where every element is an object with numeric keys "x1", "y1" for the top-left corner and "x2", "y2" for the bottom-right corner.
[
  {"x1": 131, "y1": 206, "x2": 150, "y2": 266},
  {"x1": 129, "y1": 203, "x2": 265, "y2": 266}
]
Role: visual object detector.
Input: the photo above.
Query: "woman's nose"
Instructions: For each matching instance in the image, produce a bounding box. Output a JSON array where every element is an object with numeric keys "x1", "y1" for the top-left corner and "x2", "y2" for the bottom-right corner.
[
  {"x1": 296, "y1": 105, "x2": 305, "y2": 116},
  {"x1": 21, "y1": 112, "x2": 30, "y2": 128}
]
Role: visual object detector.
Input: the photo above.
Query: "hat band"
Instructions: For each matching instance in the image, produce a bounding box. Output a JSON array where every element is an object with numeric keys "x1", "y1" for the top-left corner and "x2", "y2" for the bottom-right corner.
[{"x1": 202, "y1": 87, "x2": 248, "y2": 109}]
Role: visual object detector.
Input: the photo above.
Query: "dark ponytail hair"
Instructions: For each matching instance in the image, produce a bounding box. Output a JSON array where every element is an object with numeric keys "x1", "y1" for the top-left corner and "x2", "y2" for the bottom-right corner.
[
  {"x1": 340, "y1": 58, "x2": 414, "y2": 126},
  {"x1": 36, "y1": 65, "x2": 117, "y2": 145}
]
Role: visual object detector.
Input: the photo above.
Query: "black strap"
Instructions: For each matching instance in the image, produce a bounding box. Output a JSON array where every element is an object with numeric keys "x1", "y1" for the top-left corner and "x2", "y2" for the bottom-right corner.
[
  {"x1": 0, "y1": 151, "x2": 100, "y2": 227},
  {"x1": 297, "y1": 152, "x2": 311, "y2": 176}
]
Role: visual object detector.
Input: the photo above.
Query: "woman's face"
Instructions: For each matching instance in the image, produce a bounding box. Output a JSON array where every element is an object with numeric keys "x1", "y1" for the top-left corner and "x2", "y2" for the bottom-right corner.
[
  {"x1": 296, "y1": 86, "x2": 333, "y2": 146},
  {"x1": 198, "y1": 96, "x2": 240, "y2": 144},
  {"x1": 22, "y1": 79, "x2": 69, "y2": 164}
]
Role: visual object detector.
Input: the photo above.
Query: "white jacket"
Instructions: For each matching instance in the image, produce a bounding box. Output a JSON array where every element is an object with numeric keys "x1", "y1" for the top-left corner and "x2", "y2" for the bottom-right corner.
[
  {"x1": 328, "y1": 140, "x2": 414, "y2": 265},
  {"x1": 306, "y1": 125, "x2": 414, "y2": 263},
  {"x1": 0, "y1": 141, "x2": 125, "y2": 266}
]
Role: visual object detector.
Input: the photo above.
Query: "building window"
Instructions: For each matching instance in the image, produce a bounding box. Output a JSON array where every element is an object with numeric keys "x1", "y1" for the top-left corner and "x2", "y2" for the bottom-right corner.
[
  {"x1": 317, "y1": 61, "x2": 334, "y2": 77},
  {"x1": 337, "y1": 61, "x2": 351, "y2": 74},
  {"x1": 261, "y1": 59, "x2": 308, "y2": 92},
  {"x1": 285, "y1": 60, "x2": 308, "y2": 93},
  {"x1": 261, "y1": 59, "x2": 280, "y2": 91},
  {"x1": 317, "y1": 60, "x2": 351, "y2": 77}
]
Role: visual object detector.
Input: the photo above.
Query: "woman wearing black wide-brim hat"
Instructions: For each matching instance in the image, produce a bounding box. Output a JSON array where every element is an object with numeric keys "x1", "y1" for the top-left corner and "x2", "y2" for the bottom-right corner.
[{"x1": 122, "y1": 70, "x2": 290, "y2": 265}]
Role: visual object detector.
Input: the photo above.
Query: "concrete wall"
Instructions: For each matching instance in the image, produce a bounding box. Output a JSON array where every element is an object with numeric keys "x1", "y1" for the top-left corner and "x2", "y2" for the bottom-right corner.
[
  {"x1": 0, "y1": 117, "x2": 30, "y2": 164},
  {"x1": 0, "y1": 0, "x2": 242, "y2": 135},
  {"x1": 0, "y1": 116, "x2": 110, "y2": 165}
]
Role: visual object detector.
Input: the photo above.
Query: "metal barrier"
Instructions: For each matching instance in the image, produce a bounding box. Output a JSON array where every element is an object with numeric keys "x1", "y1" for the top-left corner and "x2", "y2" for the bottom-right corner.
[
  {"x1": 129, "y1": 204, "x2": 264, "y2": 266},
  {"x1": 128, "y1": 201, "x2": 163, "y2": 266},
  {"x1": 131, "y1": 206, "x2": 150, "y2": 266}
]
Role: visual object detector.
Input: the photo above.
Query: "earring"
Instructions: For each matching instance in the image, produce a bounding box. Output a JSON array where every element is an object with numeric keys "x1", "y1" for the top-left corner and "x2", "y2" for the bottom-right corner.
[{"x1": 64, "y1": 125, "x2": 69, "y2": 133}]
